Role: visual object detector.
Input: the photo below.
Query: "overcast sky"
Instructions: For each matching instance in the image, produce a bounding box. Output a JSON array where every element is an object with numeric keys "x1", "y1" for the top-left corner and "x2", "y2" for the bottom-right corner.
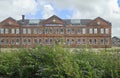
[{"x1": 0, "y1": 0, "x2": 120, "y2": 37}]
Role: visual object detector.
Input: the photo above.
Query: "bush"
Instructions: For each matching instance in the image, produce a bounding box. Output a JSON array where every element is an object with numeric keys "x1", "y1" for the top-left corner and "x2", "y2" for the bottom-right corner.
[{"x1": 0, "y1": 45, "x2": 120, "y2": 78}]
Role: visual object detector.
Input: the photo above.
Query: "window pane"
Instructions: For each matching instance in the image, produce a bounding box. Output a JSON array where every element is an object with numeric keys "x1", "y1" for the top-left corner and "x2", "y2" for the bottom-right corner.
[
  {"x1": 28, "y1": 28, "x2": 31, "y2": 34},
  {"x1": 34, "y1": 28, "x2": 37, "y2": 34},
  {"x1": 11, "y1": 28, "x2": 15, "y2": 34},
  {"x1": 71, "y1": 39, "x2": 74, "y2": 44},
  {"x1": 77, "y1": 39, "x2": 81, "y2": 44},
  {"x1": 0, "y1": 28, "x2": 4, "y2": 34},
  {"x1": 28, "y1": 39, "x2": 31, "y2": 45},
  {"x1": 49, "y1": 28, "x2": 52, "y2": 34},
  {"x1": 105, "y1": 28, "x2": 109, "y2": 34},
  {"x1": 16, "y1": 28, "x2": 19, "y2": 34},
  {"x1": 23, "y1": 28, "x2": 26, "y2": 34},
  {"x1": 82, "y1": 28, "x2": 86, "y2": 34},
  {"x1": 5, "y1": 28, "x2": 9, "y2": 34},
  {"x1": 100, "y1": 28, "x2": 104, "y2": 34},
  {"x1": 66, "y1": 39, "x2": 70, "y2": 45},
  {"x1": 94, "y1": 28, "x2": 97, "y2": 34},
  {"x1": 89, "y1": 28, "x2": 93, "y2": 34},
  {"x1": 89, "y1": 39, "x2": 92, "y2": 44},
  {"x1": 50, "y1": 38, "x2": 53, "y2": 44},
  {"x1": 71, "y1": 29, "x2": 75, "y2": 34},
  {"x1": 66, "y1": 28, "x2": 70, "y2": 34},
  {"x1": 78, "y1": 28, "x2": 81, "y2": 34},
  {"x1": 16, "y1": 38, "x2": 20, "y2": 45},
  {"x1": 83, "y1": 39, "x2": 86, "y2": 44},
  {"x1": 60, "y1": 28, "x2": 64, "y2": 34}
]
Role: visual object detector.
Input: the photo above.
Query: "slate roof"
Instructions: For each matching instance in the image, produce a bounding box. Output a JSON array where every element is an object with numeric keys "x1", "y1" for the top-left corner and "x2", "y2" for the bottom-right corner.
[
  {"x1": 17, "y1": 19, "x2": 92, "y2": 26},
  {"x1": 112, "y1": 36, "x2": 120, "y2": 47},
  {"x1": 0, "y1": 15, "x2": 111, "y2": 26}
]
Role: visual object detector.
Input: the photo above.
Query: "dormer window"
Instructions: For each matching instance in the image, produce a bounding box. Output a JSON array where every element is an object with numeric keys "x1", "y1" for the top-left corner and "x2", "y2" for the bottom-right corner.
[{"x1": 97, "y1": 21, "x2": 100, "y2": 25}]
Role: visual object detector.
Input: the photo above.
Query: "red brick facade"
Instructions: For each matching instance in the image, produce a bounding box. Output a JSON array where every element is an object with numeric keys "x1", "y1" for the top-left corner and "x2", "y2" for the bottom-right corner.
[{"x1": 0, "y1": 15, "x2": 112, "y2": 48}]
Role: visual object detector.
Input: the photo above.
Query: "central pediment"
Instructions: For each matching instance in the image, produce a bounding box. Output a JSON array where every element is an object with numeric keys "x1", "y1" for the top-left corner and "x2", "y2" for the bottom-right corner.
[{"x1": 43, "y1": 15, "x2": 65, "y2": 26}]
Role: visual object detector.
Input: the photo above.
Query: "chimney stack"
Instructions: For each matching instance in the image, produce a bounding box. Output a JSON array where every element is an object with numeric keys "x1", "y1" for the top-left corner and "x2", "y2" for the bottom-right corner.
[{"x1": 22, "y1": 15, "x2": 25, "y2": 22}]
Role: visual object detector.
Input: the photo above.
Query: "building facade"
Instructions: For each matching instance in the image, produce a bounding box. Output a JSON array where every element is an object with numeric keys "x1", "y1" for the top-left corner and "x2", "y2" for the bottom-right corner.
[{"x1": 0, "y1": 15, "x2": 111, "y2": 48}]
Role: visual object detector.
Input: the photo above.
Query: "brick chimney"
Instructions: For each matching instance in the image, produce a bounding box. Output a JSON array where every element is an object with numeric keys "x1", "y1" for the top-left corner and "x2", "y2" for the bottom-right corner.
[{"x1": 22, "y1": 15, "x2": 25, "y2": 22}]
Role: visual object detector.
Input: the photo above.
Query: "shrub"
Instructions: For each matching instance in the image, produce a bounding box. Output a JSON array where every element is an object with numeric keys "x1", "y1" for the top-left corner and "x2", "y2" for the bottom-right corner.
[{"x1": 0, "y1": 45, "x2": 119, "y2": 78}]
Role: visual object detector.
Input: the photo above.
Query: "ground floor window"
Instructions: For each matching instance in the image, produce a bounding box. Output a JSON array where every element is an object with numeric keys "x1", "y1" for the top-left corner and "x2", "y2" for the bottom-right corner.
[{"x1": 77, "y1": 39, "x2": 81, "y2": 45}]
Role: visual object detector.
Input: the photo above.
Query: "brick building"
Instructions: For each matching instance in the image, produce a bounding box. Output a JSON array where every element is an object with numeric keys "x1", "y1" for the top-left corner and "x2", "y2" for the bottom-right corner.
[{"x1": 0, "y1": 15, "x2": 111, "y2": 48}]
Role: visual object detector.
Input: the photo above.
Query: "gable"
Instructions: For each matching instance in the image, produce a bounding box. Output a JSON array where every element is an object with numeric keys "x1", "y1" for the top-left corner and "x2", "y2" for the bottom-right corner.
[
  {"x1": 0, "y1": 17, "x2": 20, "y2": 26},
  {"x1": 43, "y1": 15, "x2": 65, "y2": 25},
  {"x1": 87, "y1": 17, "x2": 111, "y2": 26}
]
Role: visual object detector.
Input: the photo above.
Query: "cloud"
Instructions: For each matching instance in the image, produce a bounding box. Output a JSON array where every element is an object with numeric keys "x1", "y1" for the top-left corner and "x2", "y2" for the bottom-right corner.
[
  {"x1": 0, "y1": 0, "x2": 37, "y2": 20},
  {"x1": 41, "y1": 4, "x2": 55, "y2": 19},
  {"x1": 41, "y1": 0, "x2": 120, "y2": 37},
  {"x1": 0, "y1": 0, "x2": 120, "y2": 37}
]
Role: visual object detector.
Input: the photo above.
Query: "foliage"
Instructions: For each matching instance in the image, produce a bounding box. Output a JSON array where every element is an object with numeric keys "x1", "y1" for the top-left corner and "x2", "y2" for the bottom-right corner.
[{"x1": 0, "y1": 45, "x2": 120, "y2": 78}]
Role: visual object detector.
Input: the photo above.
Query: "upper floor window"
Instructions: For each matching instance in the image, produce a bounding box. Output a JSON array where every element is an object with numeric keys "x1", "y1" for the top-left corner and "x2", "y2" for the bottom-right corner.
[
  {"x1": 94, "y1": 28, "x2": 97, "y2": 34},
  {"x1": 34, "y1": 28, "x2": 37, "y2": 34},
  {"x1": 60, "y1": 28, "x2": 64, "y2": 34},
  {"x1": 66, "y1": 28, "x2": 70, "y2": 34},
  {"x1": 100, "y1": 28, "x2": 104, "y2": 34},
  {"x1": 11, "y1": 28, "x2": 15, "y2": 34},
  {"x1": 71, "y1": 28, "x2": 75, "y2": 34},
  {"x1": 89, "y1": 28, "x2": 93, "y2": 34},
  {"x1": 82, "y1": 28, "x2": 86, "y2": 34},
  {"x1": 23, "y1": 28, "x2": 26, "y2": 34},
  {"x1": 0, "y1": 28, "x2": 4, "y2": 34},
  {"x1": 5, "y1": 28, "x2": 9, "y2": 34},
  {"x1": 55, "y1": 28, "x2": 59, "y2": 34},
  {"x1": 28, "y1": 28, "x2": 31, "y2": 34},
  {"x1": 38, "y1": 28, "x2": 42, "y2": 34},
  {"x1": 49, "y1": 28, "x2": 52, "y2": 34},
  {"x1": 105, "y1": 28, "x2": 109, "y2": 34},
  {"x1": 16, "y1": 28, "x2": 20, "y2": 34},
  {"x1": 45, "y1": 28, "x2": 48, "y2": 34},
  {"x1": 78, "y1": 28, "x2": 81, "y2": 34}
]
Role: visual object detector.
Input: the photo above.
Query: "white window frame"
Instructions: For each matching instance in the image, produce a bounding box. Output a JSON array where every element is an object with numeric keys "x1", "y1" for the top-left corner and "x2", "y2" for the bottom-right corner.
[
  {"x1": 28, "y1": 28, "x2": 31, "y2": 34},
  {"x1": 11, "y1": 28, "x2": 15, "y2": 34},
  {"x1": 94, "y1": 28, "x2": 97, "y2": 34},
  {"x1": 82, "y1": 28, "x2": 86, "y2": 34},
  {"x1": 105, "y1": 28, "x2": 109, "y2": 34},
  {"x1": 23, "y1": 28, "x2": 26, "y2": 34},
  {"x1": 78, "y1": 28, "x2": 81, "y2": 34},
  {"x1": 16, "y1": 28, "x2": 19, "y2": 34},
  {"x1": 0, "y1": 28, "x2": 4, "y2": 34},
  {"x1": 5, "y1": 28, "x2": 9, "y2": 34},
  {"x1": 34, "y1": 28, "x2": 38, "y2": 34},
  {"x1": 100, "y1": 28, "x2": 104, "y2": 34},
  {"x1": 89, "y1": 28, "x2": 93, "y2": 34}
]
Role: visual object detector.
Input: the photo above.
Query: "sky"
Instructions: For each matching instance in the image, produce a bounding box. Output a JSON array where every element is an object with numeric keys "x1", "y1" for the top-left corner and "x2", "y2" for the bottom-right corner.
[{"x1": 0, "y1": 0, "x2": 120, "y2": 37}]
